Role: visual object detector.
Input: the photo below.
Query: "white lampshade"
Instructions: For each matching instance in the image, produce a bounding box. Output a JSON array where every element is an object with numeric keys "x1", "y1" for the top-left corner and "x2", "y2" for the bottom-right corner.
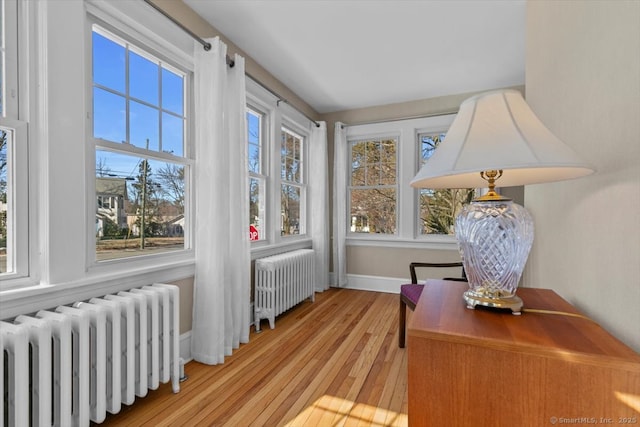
[{"x1": 410, "y1": 89, "x2": 595, "y2": 189}]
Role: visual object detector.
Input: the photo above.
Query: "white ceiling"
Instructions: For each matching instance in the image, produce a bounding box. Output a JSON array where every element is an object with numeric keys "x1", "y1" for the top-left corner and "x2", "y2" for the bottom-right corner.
[{"x1": 185, "y1": 0, "x2": 526, "y2": 114}]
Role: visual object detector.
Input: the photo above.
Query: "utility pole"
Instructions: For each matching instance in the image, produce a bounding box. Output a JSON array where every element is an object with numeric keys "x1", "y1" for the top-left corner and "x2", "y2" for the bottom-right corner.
[{"x1": 140, "y1": 139, "x2": 149, "y2": 249}]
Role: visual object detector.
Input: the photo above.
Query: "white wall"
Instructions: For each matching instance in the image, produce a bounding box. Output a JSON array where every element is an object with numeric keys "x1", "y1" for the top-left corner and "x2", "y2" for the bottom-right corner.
[{"x1": 524, "y1": 1, "x2": 640, "y2": 351}]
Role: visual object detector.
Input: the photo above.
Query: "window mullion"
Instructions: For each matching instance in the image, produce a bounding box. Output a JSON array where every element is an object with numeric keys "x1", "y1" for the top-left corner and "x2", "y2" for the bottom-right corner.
[
  {"x1": 125, "y1": 43, "x2": 131, "y2": 145},
  {"x1": 158, "y1": 63, "x2": 163, "y2": 153}
]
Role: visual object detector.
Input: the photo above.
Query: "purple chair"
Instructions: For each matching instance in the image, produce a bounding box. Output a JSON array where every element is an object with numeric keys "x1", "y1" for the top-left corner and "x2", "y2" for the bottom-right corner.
[{"x1": 398, "y1": 262, "x2": 467, "y2": 348}]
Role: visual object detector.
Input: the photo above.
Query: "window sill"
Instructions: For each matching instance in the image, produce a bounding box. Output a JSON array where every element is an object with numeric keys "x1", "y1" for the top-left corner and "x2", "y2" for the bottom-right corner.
[
  {"x1": 0, "y1": 257, "x2": 195, "y2": 320},
  {"x1": 346, "y1": 236, "x2": 459, "y2": 250},
  {"x1": 251, "y1": 238, "x2": 313, "y2": 260}
]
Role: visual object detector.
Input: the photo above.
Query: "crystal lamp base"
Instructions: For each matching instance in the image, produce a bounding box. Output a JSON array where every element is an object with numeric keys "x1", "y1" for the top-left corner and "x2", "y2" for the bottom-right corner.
[{"x1": 455, "y1": 199, "x2": 534, "y2": 316}]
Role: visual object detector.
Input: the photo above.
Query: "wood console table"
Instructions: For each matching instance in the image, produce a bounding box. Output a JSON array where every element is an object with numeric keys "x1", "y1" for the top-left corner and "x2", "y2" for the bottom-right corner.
[{"x1": 408, "y1": 280, "x2": 640, "y2": 426}]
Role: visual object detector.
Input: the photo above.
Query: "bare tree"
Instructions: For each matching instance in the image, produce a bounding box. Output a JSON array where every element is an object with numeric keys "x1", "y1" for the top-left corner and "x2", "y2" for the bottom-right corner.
[
  {"x1": 157, "y1": 163, "x2": 185, "y2": 209},
  {"x1": 96, "y1": 156, "x2": 113, "y2": 177}
]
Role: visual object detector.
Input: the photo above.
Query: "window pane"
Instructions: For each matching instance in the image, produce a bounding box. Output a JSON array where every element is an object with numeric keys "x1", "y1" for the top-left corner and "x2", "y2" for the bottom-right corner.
[
  {"x1": 95, "y1": 150, "x2": 185, "y2": 261},
  {"x1": 161, "y1": 112, "x2": 183, "y2": 156},
  {"x1": 249, "y1": 177, "x2": 264, "y2": 241},
  {"x1": 93, "y1": 31, "x2": 125, "y2": 93},
  {"x1": 349, "y1": 137, "x2": 397, "y2": 235},
  {"x1": 350, "y1": 188, "x2": 396, "y2": 234},
  {"x1": 93, "y1": 87, "x2": 126, "y2": 143},
  {"x1": 420, "y1": 133, "x2": 445, "y2": 164},
  {"x1": 419, "y1": 188, "x2": 474, "y2": 235},
  {"x1": 130, "y1": 100, "x2": 159, "y2": 151},
  {"x1": 247, "y1": 108, "x2": 267, "y2": 241},
  {"x1": 129, "y1": 51, "x2": 159, "y2": 106},
  {"x1": 281, "y1": 184, "x2": 300, "y2": 236},
  {"x1": 247, "y1": 110, "x2": 261, "y2": 174},
  {"x1": 381, "y1": 140, "x2": 396, "y2": 162},
  {"x1": 417, "y1": 131, "x2": 474, "y2": 235},
  {"x1": 0, "y1": 41, "x2": 4, "y2": 116},
  {"x1": 162, "y1": 67, "x2": 183, "y2": 115},
  {"x1": 0, "y1": 128, "x2": 11, "y2": 273},
  {"x1": 379, "y1": 160, "x2": 396, "y2": 184},
  {"x1": 281, "y1": 129, "x2": 302, "y2": 183},
  {"x1": 351, "y1": 139, "x2": 396, "y2": 186}
]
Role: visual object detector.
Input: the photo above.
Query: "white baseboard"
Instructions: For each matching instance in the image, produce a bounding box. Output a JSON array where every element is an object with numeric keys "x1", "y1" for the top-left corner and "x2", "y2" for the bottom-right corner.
[{"x1": 340, "y1": 274, "x2": 407, "y2": 294}]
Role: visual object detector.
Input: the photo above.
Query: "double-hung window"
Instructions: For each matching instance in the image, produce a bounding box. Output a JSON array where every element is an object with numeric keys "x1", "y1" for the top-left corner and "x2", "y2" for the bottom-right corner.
[
  {"x1": 91, "y1": 24, "x2": 191, "y2": 262},
  {"x1": 0, "y1": 0, "x2": 28, "y2": 284},
  {"x1": 349, "y1": 138, "x2": 397, "y2": 234},
  {"x1": 246, "y1": 78, "x2": 310, "y2": 250},
  {"x1": 247, "y1": 107, "x2": 265, "y2": 241},
  {"x1": 344, "y1": 114, "x2": 471, "y2": 245}
]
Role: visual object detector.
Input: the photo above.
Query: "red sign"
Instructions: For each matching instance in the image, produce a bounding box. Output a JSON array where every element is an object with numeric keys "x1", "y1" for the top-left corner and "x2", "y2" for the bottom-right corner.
[{"x1": 249, "y1": 225, "x2": 259, "y2": 241}]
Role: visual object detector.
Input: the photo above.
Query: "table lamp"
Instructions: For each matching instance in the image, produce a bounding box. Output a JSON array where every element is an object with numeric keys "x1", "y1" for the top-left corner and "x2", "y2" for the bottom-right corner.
[{"x1": 411, "y1": 89, "x2": 595, "y2": 313}]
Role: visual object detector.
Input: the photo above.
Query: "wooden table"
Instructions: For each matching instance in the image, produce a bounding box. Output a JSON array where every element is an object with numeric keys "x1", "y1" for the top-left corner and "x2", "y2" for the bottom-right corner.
[{"x1": 408, "y1": 280, "x2": 640, "y2": 426}]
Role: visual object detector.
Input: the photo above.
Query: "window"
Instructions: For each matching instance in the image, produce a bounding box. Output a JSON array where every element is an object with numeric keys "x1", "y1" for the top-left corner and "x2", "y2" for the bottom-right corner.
[
  {"x1": 91, "y1": 25, "x2": 190, "y2": 262},
  {"x1": 246, "y1": 78, "x2": 310, "y2": 250},
  {"x1": 0, "y1": 0, "x2": 28, "y2": 282},
  {"x1": 418, "y1": 132, "x2": 474, "y2": 235},
  {"x1": 349, "y1": 138, "x2": 397, "y2": 234},
  {"x1": 280, "y1": 127, "x2": 305, "y2": 236},
  {"x1": 344, "y1": 114, "x2": 464, "y2": 246},
  {"x1": 247, "y1": 107, "x2": 265, "y2": 241}
]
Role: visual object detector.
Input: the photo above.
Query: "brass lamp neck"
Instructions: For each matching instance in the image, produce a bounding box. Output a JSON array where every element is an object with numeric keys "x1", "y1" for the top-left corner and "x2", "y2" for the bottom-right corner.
[{"x1": 474, "y1": 170, "x2": 511, "y2": 202}]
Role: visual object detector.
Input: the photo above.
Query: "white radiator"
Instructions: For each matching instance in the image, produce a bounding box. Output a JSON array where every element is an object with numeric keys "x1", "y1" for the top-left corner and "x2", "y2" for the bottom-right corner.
[
  {"x1": 0, "y1": 283, "x2": 180, "y2": 427},
  {"x1": 254, "y1": 249, "x2": 315, "y2": 331}
]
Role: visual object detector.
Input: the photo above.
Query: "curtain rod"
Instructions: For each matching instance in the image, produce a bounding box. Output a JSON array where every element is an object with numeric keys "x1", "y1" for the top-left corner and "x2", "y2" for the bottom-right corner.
[
  {"x1": 143, "y1": 0, "x2": 236, "y2": 66},
  {"x1": 340, "y1": 110, "x2": 459, "y2": 128},
  {"x1": 143, "y1": 0, "x2": 318, "y2": 127},
  {"x1": 142, "y1": 0, "x2": 213, "y2": 52},
  {"x1": 246, "y1": 72, "x2": 321, "y2": 128}
]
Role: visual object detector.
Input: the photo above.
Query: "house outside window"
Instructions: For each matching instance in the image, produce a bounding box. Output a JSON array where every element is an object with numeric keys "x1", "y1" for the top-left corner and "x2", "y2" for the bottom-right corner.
[{"x1": 91, "y1": 24, "x2": 191, "y2": 262}]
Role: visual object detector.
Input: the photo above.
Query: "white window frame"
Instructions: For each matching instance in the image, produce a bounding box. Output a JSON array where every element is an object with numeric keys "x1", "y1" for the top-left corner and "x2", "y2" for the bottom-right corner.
[
  {"x1": 348, "y1": 134, "x2": 399, "y2": 236},
  {"x1": 0, "y1": 119, "x2": 28, "y2": 283},
  {"x1": 0, "y1": 0, "x2": 31, "y2": 290},
  {"x1": 246, "y1": 78, "x2": 311, "y2": 258},
  {"x1": 280, "y1": 123, "x2": 307, "y2": 238},
  {"x1": 0, "y1": 0, "x2": 198, "y2": 316},
  {"x1": 247, "y1": 104, "x2": 267, "y2": 242},
  {"x1": 344, "y1": 114, "x2": 459, "y2": 250},
  {"x1": 85, "y1": 9, "x2": 195, "y2": 273}
]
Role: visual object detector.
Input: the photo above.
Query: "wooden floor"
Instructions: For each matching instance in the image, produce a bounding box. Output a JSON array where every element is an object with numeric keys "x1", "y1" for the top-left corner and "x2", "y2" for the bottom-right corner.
[{"x1": 99, "y1": 288, "x2": 409, "y2": 426}]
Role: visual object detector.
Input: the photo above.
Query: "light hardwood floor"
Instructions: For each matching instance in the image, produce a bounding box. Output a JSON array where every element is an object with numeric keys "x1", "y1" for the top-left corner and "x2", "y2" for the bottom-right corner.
[{"x1": 98, "y1": 288, "x2": 409, "y2": 426}]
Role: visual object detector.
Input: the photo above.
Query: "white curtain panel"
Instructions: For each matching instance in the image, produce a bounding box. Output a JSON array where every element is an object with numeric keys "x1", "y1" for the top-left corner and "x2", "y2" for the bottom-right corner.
[
  {"x1": 308, "y1": 121, "x2": 329, "y2": 291},
  {"x1": 332, "y1": 122, "x2": 348, "y2": 287},
  {"x1": 192, "y1": 38, "x2": 250, "y2": 365}
]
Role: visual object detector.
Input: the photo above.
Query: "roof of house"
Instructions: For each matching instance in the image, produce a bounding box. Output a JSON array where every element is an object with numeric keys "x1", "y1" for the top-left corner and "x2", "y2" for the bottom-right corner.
[{"x1": 96, "y1": 177, "x2": 128, "y2": 198}]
